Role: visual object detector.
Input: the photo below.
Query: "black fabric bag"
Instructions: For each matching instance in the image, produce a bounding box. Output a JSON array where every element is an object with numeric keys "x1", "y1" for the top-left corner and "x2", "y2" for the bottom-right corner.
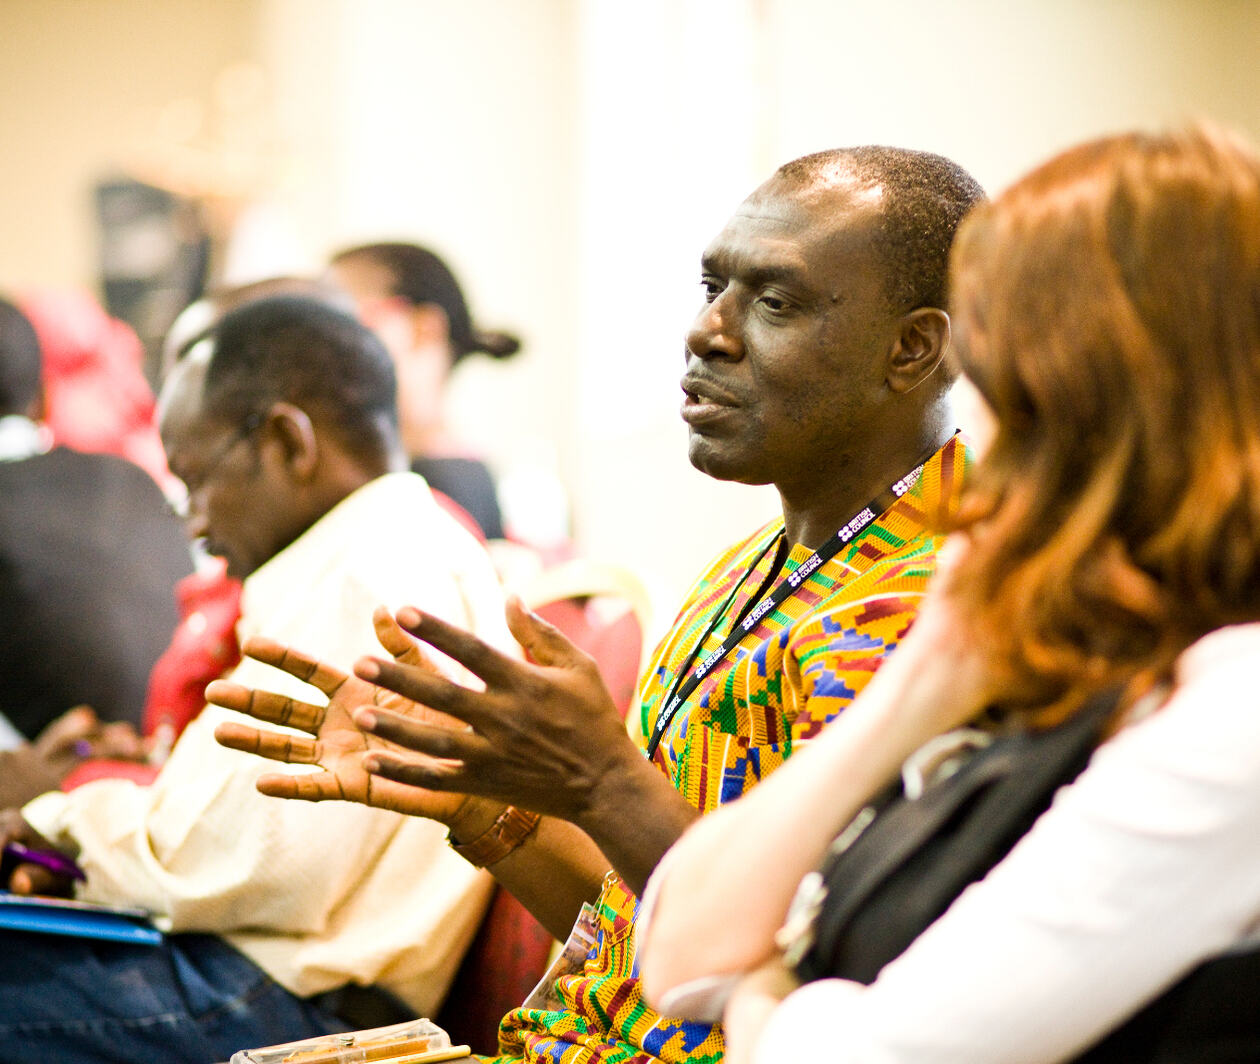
[
  {"x1": 786, "y1": 688, "x2": 1118, "y2": 986},
  {"x1": 782, "y1": 686, "x2": 1260, "y2": 1063}
]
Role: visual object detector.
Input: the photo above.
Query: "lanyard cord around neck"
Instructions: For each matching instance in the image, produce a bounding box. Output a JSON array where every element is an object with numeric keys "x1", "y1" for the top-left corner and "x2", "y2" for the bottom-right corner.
[{"x1": 644, "y1": 452, "x2": 936, "y2": 760}]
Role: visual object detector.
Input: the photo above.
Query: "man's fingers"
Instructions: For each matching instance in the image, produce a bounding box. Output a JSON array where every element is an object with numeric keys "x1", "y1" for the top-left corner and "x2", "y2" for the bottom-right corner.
[
  {"x1": 393, "y1": 607, "x2": 517, "y2": 686},
  {"x1": 214, "y1": 721, "x2": 323, "y2": 766},
  {"x1": 10, "y1": 863, "x2": 70, "y2": 897},
  {"x1": 362, "y1": 750, "x2": 472, "y2": 794},
  {"x1": 206, "y1": 682, "x2": 327, "y2": 733},
  {"x1": 255, "y1": 770, "x2": 350, "y2": 803},
  {"x1": 356, "y1": 657, "x2": 486, "y2": 725},
  {"x1": 373, "y1": 605, "x2": 446, "y2": 674},
  {"x1": 354, "y1": 709, "x2": 480, "y2": 762},
  {"x1": 33, "y1": 706, "x2": 98, "y2": 756},
  {"x1": 95, "y1": 721, "x2": 147, "y2": 762},
  {"x1": 504, "y1": 595, "x2": 587, "y2": 669},
  {"x1": 239, "y1": 637, "x2": 351, "y2": 696}
]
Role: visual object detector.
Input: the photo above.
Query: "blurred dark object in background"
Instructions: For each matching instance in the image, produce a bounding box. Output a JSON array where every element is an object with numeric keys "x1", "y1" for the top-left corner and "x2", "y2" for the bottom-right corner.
[{"x1": 95, "y1": 177, "x2": 210, "y2": 389}]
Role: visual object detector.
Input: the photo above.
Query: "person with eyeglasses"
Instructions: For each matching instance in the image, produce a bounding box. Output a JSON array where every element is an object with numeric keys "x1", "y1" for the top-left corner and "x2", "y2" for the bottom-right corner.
[{"x1": 0, "y1": 295, "x2": 516, "y2": 1063}]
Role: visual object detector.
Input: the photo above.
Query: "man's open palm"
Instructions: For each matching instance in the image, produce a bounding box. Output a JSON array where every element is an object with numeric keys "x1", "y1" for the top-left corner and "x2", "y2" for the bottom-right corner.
[{"x1": 210, "y1": 606, "x2": 470, "y2": 824}]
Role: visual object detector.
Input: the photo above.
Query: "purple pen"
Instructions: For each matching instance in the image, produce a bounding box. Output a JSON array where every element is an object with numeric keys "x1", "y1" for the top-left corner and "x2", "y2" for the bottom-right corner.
[{"x1": 2, "y1": 841, "x2": 87, "y2": 881}]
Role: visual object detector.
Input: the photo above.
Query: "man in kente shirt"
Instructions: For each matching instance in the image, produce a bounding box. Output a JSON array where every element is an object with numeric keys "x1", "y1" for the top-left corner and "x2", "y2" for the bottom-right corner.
[{"x1": 212, "y1": 146, "x2": 984, "y2": 1063}]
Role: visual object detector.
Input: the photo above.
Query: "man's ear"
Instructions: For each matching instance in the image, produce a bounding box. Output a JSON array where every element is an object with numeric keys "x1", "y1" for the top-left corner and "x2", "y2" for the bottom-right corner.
[
  {"x1": 263, "y1": 402, "x2": 319, "y2": 480},
  {"x1": 887, "y1": 308, "x2": 951, "y2": 394}
]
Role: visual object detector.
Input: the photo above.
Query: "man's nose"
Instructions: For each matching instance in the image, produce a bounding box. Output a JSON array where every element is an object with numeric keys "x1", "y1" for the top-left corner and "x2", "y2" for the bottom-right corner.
[{"x1": 685, "y1": 291, "x2": 743, "y2": 362}]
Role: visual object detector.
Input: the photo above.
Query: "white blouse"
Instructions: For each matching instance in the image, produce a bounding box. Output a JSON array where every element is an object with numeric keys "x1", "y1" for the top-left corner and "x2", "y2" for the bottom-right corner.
[{"x1": 754, "y1": 623, "x2": 1260, "y2": 1064}]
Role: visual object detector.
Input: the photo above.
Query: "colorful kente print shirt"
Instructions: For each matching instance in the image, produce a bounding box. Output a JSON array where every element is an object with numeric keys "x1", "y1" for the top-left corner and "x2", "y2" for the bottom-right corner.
[{"x1": 487, "y1": 436, "x2": 971, "y2": 1064}]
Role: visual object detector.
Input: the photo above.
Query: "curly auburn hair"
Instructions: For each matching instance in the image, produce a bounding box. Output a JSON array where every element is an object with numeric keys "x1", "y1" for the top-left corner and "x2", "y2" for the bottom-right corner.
[{"x1": 946, "y1": 124, "x2": 1260, "y2": 723}]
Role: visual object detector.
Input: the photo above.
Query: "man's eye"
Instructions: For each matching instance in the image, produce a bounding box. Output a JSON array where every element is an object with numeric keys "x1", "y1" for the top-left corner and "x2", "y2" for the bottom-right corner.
[
  {"x1": 758, "y1": 294, "x2": 789, "y2": 313},
  {"x1": 700, "y1": 279, "x2": 724, "y2": 303}
]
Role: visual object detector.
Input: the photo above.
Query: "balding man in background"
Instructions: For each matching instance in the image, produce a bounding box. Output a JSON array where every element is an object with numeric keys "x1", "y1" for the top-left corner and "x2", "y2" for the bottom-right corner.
[{"x1": 0, "y1": 296, "x2": 514, "y2": 1064}]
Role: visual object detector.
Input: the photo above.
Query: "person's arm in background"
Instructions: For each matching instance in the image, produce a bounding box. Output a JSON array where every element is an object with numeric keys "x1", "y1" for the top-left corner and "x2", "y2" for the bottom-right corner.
[
  {"x1": 733, "y1": 626, "x2": 1260, "y2": 1064},
  {"x1": 17, "y1": 677, "x2": 418, "y2": 929},
  {"x1": 0, "y1": 707, "x2": 150, "y2": 897},
  {"x1": 0, "y1": 705, "x2": 145, "y2": 810}
]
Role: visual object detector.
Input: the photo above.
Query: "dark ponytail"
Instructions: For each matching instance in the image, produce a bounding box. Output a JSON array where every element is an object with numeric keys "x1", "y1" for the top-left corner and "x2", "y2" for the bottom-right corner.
[{"x1": 332, "y1": 242, "x2": 521, "y2": 363}]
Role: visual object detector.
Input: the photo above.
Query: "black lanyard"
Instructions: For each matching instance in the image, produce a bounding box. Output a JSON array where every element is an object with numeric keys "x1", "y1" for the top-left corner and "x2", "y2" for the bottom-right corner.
[{"x1": 644, "y1": 455, "x2": 934, "y2": 759}]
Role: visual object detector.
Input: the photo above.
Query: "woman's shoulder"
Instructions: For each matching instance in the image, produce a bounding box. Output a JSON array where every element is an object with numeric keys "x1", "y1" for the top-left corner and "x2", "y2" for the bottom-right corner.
[
  {"x1": 1100, "y1": 623, "x2": 1260, "y2": 783},
  {"x1": 1175, "y1": 623, "x2": 1260, "y2": 687}
]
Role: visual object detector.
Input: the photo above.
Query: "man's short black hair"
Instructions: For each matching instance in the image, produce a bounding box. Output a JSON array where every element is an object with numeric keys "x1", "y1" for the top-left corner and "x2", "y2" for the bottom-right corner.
[
  {"x1": 202, "y1": 295, "x2": 398, "y2": 460},
  {"x1": 776, "y1": 146, "x2": 986, "y2": 313},
  {"x1": 0, "y1": 297, "x2": 43, "y2": 417}
]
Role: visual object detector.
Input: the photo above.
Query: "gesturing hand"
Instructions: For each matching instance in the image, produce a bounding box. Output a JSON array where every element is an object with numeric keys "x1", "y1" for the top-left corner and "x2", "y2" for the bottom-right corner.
[
  {"x1": 209, "y1": 607, "x2": 472, "y2": 824},
  {"x1": 353, "y1": 596, "x2": 649, "y2": 828}
]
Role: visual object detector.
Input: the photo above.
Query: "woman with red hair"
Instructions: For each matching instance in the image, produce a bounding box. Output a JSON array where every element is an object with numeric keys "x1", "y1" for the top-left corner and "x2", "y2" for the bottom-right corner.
[{"x1": 639, "y1": 125, "x2": 1260, "y2": 1063}]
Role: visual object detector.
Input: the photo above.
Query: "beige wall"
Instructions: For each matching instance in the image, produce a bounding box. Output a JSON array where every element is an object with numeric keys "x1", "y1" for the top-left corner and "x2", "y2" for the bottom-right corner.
[
  {"x1": 0, "y1": 0, "x2": 260, "y2": 291},
  {"x1": 761, "y1": 0, "x2": 1260, "y2": 190},
  {"x1": 3, "y1": 0, "x2": 1260, "y2": 623}
]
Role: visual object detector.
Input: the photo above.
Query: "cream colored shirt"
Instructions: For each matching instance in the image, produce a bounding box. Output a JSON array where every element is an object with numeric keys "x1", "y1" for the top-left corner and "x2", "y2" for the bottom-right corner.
[{"x1": 24, "y1": 472, "x2": 511, "y2": 1014}]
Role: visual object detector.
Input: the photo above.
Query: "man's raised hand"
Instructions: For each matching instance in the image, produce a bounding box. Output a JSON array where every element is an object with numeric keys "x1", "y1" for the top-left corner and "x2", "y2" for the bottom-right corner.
[
  {"x1": 352, "y1": 595, "x2": 651, "y2": 826},
  {"x1": 209, "y1": 606, "x2": 471, "y2": 824}
]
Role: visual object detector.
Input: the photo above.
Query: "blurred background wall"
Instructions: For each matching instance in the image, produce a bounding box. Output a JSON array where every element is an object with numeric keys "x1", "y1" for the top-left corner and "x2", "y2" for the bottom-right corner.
[{"x1": 3, "y1": 0, "x2": 1259, "y2": 626}]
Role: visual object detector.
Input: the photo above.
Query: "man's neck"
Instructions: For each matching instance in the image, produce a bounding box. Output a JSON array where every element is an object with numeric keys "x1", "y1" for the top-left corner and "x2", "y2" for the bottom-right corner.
[{"x1": 778, "y1": 421, "x2": 953, "y2": 550}]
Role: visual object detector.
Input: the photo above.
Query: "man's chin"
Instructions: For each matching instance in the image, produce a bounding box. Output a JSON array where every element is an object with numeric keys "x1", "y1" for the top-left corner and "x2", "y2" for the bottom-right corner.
[{"x1": 686, "y1": 439, "x2": 768, "y2": 486}]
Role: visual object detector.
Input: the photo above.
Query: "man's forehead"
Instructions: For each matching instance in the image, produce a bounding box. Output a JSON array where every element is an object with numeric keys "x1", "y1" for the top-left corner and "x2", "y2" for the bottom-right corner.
[
  {"x1": 744, "y1": 171, "x2": 886, "y2": 232},
  {"x1": 702, "y1": 179, "x2": 884, "y2": 274},
  {"x1": 156, "y1": 346, "x2": 213, "y2": 438},
  {"x1": 757, "y1": 166, "x2": 885, "y2": 211}
]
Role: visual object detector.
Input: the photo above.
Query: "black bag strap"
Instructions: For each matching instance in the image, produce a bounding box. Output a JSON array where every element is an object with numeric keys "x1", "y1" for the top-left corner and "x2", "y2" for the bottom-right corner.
[{"x1": 792, "y1": 687, "x2": 1121, "y2": 985}]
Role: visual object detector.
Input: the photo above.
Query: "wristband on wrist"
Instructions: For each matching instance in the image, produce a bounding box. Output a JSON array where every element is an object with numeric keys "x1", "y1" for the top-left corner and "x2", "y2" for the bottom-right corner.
[{"x1": 448, "y1": 805, "x2": 541, "y2": 868}]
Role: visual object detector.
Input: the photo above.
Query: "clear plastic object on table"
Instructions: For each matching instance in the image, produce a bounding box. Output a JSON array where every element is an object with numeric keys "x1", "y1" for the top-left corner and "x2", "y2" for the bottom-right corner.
[{"x1": 229, "y1": 1018, "x2": 471, "y2": 1064}]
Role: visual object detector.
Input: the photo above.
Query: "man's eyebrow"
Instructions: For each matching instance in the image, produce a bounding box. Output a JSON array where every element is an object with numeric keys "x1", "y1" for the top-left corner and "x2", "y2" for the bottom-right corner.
[{"x1": 699, "y1": 252, "x2": 808, "y2": 289}]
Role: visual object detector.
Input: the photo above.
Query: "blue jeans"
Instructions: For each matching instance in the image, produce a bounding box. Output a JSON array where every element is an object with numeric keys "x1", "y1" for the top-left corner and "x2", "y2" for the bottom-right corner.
[{"x1": 0, "y1": 931, "x2": 348, "y2": 1063}]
